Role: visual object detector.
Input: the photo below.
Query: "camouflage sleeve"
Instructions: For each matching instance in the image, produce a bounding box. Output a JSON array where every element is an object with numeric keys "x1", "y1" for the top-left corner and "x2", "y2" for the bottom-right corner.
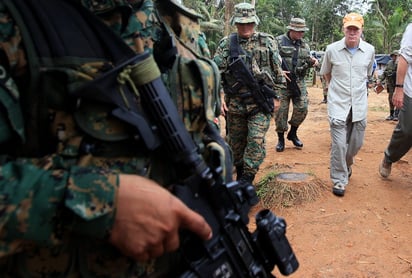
[
  {"x1": 380, "y1": 66, "x2": 390, "y2": 81},
  {"x1": 198, "y1": 32, "x2": 211, "y2": 58},
  {"x1": 0, "y1": 162, "x2": 118, "y2": 256},
  {"x1": 212, "y1": 37, "x2": 229, "y2": 70},
  {"x1": 267, "y1": 35, "x2": 285, "y2": 85}
]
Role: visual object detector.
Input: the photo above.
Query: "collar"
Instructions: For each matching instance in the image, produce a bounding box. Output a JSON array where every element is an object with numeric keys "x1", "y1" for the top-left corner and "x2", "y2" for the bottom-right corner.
[{"x1": 337, "y1": 38, "x2": 367, "y2": 53}]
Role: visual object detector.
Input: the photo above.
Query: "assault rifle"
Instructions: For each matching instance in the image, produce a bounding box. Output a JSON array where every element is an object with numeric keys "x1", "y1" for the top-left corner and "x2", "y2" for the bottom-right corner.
[
  {"x1": 227, "y1": 57, "x2": 277, "y2": 114},
  {"x1": 72, "y1": 51, "x2": 299, "y2": 277},
  {"x1": 281, "y1": 59, "x2": 301, "y2": 99}
]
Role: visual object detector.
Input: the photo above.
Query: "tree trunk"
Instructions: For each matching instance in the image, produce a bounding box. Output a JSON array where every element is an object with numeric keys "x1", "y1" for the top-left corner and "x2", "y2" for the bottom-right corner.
[{"x1": 224, "y1": 0, "x2": 234, "y2": 36}]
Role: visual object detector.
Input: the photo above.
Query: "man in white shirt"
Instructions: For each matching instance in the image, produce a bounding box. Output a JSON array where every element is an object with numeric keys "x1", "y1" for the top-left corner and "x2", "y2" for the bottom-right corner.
[
  {"x1": 320, "y1": 12, "x2": 375, "y2": 196},
  {"x1": 379, "y1": 23, "x2": 412, "y2": 178}
]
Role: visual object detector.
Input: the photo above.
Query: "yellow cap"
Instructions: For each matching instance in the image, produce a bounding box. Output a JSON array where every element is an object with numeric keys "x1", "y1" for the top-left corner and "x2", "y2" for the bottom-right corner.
[{"x1": 343, "y1": 13, "x2": 364, "y2": 29}]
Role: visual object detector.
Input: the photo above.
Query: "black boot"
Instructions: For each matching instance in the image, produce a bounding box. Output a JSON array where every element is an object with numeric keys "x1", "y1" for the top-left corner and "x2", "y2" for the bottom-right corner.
[
  {"x1": 276, "y1": 132, "x2": 285, "y2": 152},
  {"x1": 393, "y1": 109, "x2": 399, "y2": 121},
  {"x1": 287, "y1": 126, "x2": 303, "y2": 148},
  {"x1": 239, "y1": 173, "x2": 255, "y2": 184},
  {"x1": 386, "y1": 110, "x2": 394, "y2": 121},
  {"x1": 236, "y1": 164, "x2": 244, "y2": 181},
  {"x1": 321, "y1": 95, "x2": 327, "y2": 103}
]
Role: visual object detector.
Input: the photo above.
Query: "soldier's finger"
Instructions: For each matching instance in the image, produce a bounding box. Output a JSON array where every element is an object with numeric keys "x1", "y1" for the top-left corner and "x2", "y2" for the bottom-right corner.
[{"x1": 179, "y1": 206, "x2": 212, "y2": 241}]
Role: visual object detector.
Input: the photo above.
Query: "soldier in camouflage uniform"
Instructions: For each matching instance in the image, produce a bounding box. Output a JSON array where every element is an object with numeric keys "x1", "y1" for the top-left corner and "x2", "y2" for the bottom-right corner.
[
  {"x1": 213, "y1": 3, "x2": 284, "y2": 183},
  {"x1": 0, "y1": 0, "x2": 224, "y2": 276},
  {"x1": 377, "y1": 50, "x2": 399, "y2": 120},
  {"x1": 275, "y1": 18, "x2": 319, "y2": 152}
]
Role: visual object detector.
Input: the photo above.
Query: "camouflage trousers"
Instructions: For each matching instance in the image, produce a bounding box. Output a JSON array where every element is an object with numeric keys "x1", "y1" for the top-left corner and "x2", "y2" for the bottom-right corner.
[
  {"x1": 387, "y1": 84, "x2": 395, "y2": 111},
  {"x1": 275, "y1": 82, "x2": 308, "y2": 132},
  {"x1": 0, "y1": 237, "x2": 179, "y2": 277},
  {"x1": 226, "y1": 96, "x2": 271, "y2": 176}
]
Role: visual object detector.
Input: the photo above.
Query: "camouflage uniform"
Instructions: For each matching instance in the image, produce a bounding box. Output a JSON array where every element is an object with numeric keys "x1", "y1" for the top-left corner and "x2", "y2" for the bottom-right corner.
[
  {"x1": 378, "y1": 51, "x2": 399, "y2": 120},
  {"x1": 213, "y1": 3, "x2": 284, "y2": 182},
  {"x1": 0, "y1": 0, "x2": 220, "y2": 276},
  {"x1": 275, "y1": 18, "x2": 315, "y2": 152}
]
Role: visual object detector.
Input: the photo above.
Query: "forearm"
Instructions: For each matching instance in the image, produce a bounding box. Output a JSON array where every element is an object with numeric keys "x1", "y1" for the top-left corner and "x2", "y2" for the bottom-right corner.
[{"x1": 396, "y1": 56, "x2": 407, "y2": 85}]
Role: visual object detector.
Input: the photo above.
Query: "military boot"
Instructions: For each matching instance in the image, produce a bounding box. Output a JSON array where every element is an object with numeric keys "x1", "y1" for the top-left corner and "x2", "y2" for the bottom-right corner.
[
  {"x1": 287, "y1": 126, "x2": 303, "y2": 148},
  {"x1": 385, "y1": 110, "x2": 394, "y2": 121},
  {"x1": 276, "y1": 132, "x2": 285, "y2": 152},
  {"x1": 393, "y1": 109, "x2": 399, "y2": 121},
  {"x1": 239, "y1": 173, "x2": 255, "y2": 184},
  {"x1": 235, "y1": 164, "x2": 244, "y2": 181}
]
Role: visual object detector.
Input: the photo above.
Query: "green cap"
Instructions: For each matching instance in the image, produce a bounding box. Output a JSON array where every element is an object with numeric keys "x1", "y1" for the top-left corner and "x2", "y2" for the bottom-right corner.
[{"x1": 230, "y1": 3, "x2": 260, "y2": 25}]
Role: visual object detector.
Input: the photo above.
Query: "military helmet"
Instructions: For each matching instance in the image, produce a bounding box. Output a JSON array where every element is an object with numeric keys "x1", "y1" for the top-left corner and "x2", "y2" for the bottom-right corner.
[{"x1": 230, "y1": 3, "x2": 260, "y2": 26}]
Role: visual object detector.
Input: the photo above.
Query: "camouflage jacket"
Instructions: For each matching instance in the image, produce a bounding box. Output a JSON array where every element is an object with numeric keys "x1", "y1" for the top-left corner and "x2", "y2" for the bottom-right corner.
[
  {"x1": 213, "y1": 32, "x2": 284, "y2": 98},
  {"x1": 379, "y1": 59, "x2": 397, "y2": 87},
  {"x1": 0, "y1": 0, "x2": 219, "y2": 277}
]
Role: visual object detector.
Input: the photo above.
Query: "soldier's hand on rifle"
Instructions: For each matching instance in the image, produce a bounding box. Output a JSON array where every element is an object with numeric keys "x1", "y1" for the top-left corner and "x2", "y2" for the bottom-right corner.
[
  {"x1": 109, "y1": 174, "x2": 213, "y2": 262},
  {"x1": 311, "y1": 57, "x2": 319, "y2": 67},
  {"x1": 283, "y1": 70, "x2": 291, "y2": 82}
]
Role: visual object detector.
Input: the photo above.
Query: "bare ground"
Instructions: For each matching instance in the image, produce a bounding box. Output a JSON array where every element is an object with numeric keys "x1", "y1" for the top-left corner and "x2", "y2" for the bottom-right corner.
[{"x1": 243, "y1": 86, "x2": 412, "y2": 278}]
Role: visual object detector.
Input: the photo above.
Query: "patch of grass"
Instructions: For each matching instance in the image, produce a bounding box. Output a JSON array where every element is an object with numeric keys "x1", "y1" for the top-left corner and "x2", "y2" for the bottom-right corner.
[
  {"x1": 255, "y1": 170, "x2": 329, "y2": 209},
  {"x1": 369, "y1": 105, "x2": 388, "y2": 112}
]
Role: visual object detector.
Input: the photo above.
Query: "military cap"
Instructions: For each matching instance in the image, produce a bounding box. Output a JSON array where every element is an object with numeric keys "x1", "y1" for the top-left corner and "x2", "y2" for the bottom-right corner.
[
  {"x1": 230, "y1": 2, "x2": 260, "y2": 26},
  {"x1": 287, "y1": 18, "x2": 309, "y2": 32}
]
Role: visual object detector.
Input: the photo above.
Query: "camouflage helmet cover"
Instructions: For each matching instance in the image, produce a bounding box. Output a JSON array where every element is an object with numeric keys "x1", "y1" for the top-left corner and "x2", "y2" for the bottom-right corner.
[
  {"x1": 81, "y1": 0, "x2": 131, "y2": 15},
  {"x1": 230, "y1": 3, "x2": 260, "y2": 26},
  {"x1": 81, "y1": 0, "x2": 133, "y2": 32}
]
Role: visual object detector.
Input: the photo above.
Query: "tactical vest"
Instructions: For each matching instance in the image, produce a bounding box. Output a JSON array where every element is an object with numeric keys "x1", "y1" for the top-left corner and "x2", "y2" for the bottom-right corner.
[
  {"x1": 276, "y1": 34, "x2": 311, "y2": 78},
  {"x1": 222, "y1": 32, "x2": 277, "y2": 94}
]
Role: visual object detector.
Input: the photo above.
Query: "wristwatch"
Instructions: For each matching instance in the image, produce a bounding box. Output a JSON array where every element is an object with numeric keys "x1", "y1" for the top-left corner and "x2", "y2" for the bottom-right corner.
[{"x1": 395, "y1": 84, "x2": 404, "y2": 88}]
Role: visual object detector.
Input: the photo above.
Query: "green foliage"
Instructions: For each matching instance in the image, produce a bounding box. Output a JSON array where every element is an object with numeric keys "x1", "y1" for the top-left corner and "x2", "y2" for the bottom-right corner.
[{"x1": 184, "y1": 0, "x2": 412, "y2": 55}]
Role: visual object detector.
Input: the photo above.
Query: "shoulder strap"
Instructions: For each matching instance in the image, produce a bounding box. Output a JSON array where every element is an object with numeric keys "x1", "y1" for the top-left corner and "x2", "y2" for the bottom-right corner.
[
  {"x1": 2, "y1": 0, "x2": 137, "y2": 154},
  {"x1": 4, "y1": 0, "x2": 135, "y2": 62},
  {"x1": 229, "y1": 33, "x2": 245, "y2": 60}
]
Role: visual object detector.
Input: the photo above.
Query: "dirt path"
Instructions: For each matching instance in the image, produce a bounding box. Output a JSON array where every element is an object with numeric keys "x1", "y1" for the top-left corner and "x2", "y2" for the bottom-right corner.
[{"x1": 250, "y1": 86, "x2": 412, "y2": 277}]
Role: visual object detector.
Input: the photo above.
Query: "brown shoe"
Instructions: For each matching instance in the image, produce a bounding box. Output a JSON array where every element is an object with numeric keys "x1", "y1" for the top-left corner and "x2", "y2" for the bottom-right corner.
[{"x1": 379, "y1": 157, "x2": 392, "y2": 178}]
